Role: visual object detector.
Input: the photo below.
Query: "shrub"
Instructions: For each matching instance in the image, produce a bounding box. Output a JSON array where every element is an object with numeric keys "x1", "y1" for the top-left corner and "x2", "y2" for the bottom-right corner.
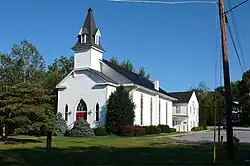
[
  {"x1": 134, "y1": 126, "x2": 146, "y2": 136},
  {"x1": 106, "y1": 86, "x2": 135, "y2": 134},
  {"x1": 120, "y1": 125, "x2": 134, "y2": 136},
  {"x1": 143, "y1": 125, "x2": 161, "y2": 135},
  {"x1": 94, "y1": 126, "x2": 107, "y2": 136},
  {"x1": 66, "y1": 118, "x2": 94, "y2": 137},
  {"x1": 52, "y1": 113, "x2": 68, "y2": 136},
  {"x1": 191, "y1": 125, "x2": 207, "y2": 132},
  {"x1": 158, "y1": 124, "x2": 170, "y2": 133},
  {"x1": 120, "y1": 125, "x2": 146, "y2": 137},
  {"x1": 169, "y1": 128, "x2": 176, "y2": 133}
]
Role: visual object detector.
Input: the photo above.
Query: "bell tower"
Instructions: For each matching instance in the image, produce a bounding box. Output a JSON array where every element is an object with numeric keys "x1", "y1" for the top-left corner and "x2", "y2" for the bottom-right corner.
[{"x1": 72, "y1": 8, "x2": 104, "y2": 71}]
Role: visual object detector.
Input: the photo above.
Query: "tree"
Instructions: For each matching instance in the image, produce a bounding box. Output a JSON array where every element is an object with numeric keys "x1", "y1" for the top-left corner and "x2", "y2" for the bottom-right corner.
[
  {"x1": 0, "y1": 82, "x2": 55, "y2": 140},
  {"x1": 120, "y1": 60, "x2": 134, "y2": 72},
  {"x1": 109, "y1": 57, "x2": 151, "y2": 79},
  {"x1": 65, "y1": 118, "x2": 94, "y2": 137},
  {"x1": 0, "y1": 40, "x2": 45, "y2": 85},
  {"x1": 238, "y1": 70, "x2": 250, "y2": 125},
  {"x1": 106, "y1": 86, "x2": 135, "y2": 134},
  {"x1": 52, "y1": 113, "x2": 68, "y2": 136},
  {"x1": 110, "y1": 57, "x2": 119, "y2": 66},
  {"x1": 138, "y1": 67, "x2": 150, "y2": 79}
]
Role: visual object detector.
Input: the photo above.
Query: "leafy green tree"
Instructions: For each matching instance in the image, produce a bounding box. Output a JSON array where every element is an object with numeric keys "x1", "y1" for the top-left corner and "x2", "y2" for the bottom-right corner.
[
  {"x1": 0, "y1": 40, "x2": 45, "y2": 85},
  {"x1": 120, "y1": 60, "x2": 134, "y2": 72},
  {"x1": 65, "y1": 118, "x2": 94, "y2": 137},
  {"x1": 138, "y1": 67, "x2": 150, "y2": 79},
  {"x1": 238, "y1": 70, "x2": 250, "y2": 125},
  {"x1": 106, "y1": 86, "x2": 135, "y2": 134},
  {"x1": 0, "y1": 82, "x2": 55, "y2": 140},
  {"x1": 52, "y1": 113, "x2": 68, "y2": 136},
  {"x1": 110, "y1": 57, "x2": 119, "y2": 66},
  {"x1": 109, "y1": 57, "x2": 150, "y2": 79}
]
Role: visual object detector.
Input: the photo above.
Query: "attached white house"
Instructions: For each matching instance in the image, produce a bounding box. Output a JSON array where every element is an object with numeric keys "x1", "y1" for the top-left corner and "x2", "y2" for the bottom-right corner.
[
  {"x1": 56, "y1": 8, "x2": 199, "y2": 131},
  {"x1": 168, "y1": 92, "x2": 199, "y2": 132}
]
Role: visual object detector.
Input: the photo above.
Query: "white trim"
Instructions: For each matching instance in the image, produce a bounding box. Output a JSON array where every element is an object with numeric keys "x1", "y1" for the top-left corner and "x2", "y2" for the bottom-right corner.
[
  {"x1": 56, "y1": 70, "x2": 74, "y2": 89},
  {"x1": 95, "y1": 82, "x2": 118, "y2": 87},
  {"x1": 90, "y1": 46, "x2": 105, "y2": 53}
]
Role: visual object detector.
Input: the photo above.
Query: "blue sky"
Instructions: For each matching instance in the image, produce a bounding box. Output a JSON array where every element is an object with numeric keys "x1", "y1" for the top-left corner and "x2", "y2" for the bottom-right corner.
[{"x1": 0, "y1": 0, "x2": 249, "y2": 92}]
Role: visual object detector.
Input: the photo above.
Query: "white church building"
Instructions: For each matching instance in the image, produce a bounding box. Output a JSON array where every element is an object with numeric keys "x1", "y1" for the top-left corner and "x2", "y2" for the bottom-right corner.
[{"x1": 56, "y1": 8, "x2": 199, "y2": 132}]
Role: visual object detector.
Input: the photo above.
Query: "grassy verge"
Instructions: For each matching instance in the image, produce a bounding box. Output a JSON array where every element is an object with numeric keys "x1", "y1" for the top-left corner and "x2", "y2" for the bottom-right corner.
[{"x1": 0, "y1": 135, "x2": 249, "y2": 165}]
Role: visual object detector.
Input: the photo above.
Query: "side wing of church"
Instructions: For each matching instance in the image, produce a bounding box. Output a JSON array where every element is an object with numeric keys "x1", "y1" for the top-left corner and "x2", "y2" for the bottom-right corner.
[{"x1": 56, "y1": 8, "x2": 178, "y2": 128}]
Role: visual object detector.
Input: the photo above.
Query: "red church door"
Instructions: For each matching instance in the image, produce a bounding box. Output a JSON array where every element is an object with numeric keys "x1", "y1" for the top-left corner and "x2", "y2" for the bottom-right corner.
[{"x1": 76, "y1": 99, "x2": 87, "y2": 121}]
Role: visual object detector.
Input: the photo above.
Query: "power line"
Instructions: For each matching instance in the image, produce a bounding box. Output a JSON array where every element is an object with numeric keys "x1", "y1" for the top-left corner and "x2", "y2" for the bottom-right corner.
[
  {"x1": 225, "y1": 0, "x2": 249, "y2": 14},
  {"x1": 226, "y1": 22, "x2": 244, "y2": 73},
  {"x1": 109, "y1": 0, "x2": 217, "y2": 4},
  {"x1": 227, "y1": 0, "x2": 247, "y2": 70}
]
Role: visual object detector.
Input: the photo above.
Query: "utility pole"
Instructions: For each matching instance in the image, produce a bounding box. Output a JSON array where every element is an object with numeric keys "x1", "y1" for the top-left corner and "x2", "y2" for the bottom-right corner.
[{"x1": 218, "y1": 0, "x2": 234, "y2": 159}]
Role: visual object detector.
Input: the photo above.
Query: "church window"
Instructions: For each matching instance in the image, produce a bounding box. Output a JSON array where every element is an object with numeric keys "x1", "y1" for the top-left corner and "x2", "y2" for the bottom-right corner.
[
  {"x1": 176, "y1": 106, "x2": 180, "y2": 114},
  {"x1": 65, "y1": 105, "x2": 68, "y2": 121},
  {"x1": 150, "y1": 97, "x2": 153, "y2": 125},
  {"x1": 77, "y1": 99, "x2": 87, "y2": 112},
  {"x1": 81, "y1": 34, "x2": 86, "y2": 43},
  {"x1": 96, "y1": 103, "x2": 100, "y2": 121},
  {"x1": 140, "y1": 94, "x2": 143, "y2": 125}
]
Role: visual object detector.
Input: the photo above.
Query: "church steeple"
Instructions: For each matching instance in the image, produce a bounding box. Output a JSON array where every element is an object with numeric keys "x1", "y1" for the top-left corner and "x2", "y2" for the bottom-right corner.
[{"x1": 72, "y1": 8, "x2": 104, "y2": 52}]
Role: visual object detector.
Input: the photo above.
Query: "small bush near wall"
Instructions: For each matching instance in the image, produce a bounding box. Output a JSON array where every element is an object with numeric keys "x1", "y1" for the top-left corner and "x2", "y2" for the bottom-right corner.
[
  {"x1": 94, "y1": 126, "x2": 107, "y2": 136},
  {"x1": 143, "y1": 125, "x2": 161, "y2": 135},
  {"x1": 64, "y1": 118, "x2": 94, "y2": 137},
  {"x1": 169, "y1": 128, "x2": 176, "y2": 133},
  {"x1": 134, "y1": 126, "x2": 146, "y2": 136},
  {"x1": 119, "y1": 125, "x2": 146, "y2": 136},
  {"x1": 191, "y1": 125, "x2": 207, "y2": 131},
  {"x1": 158, "y1": 125, "x2": 170, "y2": 133}
]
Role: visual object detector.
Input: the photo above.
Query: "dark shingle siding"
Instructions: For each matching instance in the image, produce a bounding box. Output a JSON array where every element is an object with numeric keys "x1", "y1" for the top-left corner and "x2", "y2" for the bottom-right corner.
[
  {"x1": 89, "y1": 68, "x2": 117, "y2": 84},
  {"x1": 168, "y1": 91, "x2": 193, "y2": 103}
]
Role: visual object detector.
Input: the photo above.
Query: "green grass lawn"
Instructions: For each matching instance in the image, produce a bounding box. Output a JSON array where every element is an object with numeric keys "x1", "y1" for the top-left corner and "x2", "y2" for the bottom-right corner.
[{"x1": 0, "y1": 134, "x2": 250, "y2": 165}]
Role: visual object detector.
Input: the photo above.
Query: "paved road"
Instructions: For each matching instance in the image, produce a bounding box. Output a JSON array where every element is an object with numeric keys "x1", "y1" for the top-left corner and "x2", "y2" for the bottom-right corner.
[{"x1": 172, "y1": 127, "x2": 250, "y2": 143}]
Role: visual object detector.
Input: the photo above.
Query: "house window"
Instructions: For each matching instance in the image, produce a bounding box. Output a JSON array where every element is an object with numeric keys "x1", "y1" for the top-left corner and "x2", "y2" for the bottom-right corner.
[
  {"x1": 150, "y1": 97, "x2": 153, "y2": 125},
  {"x1": 140, "y1": 94, "x2": 143, "y2": 125},
  {"x1": 166, "y1": 102, "x2": 168, "y2": 124},
  {"x1": 176, "y1": 106, "x2": 180, "y2": 114},
  {"x1": 173, "y1": 120, "x2": 175, "y2": 126},
  {"x1": 159, "y1": 100, "x2": 161, "y2": 124},
  {"x1": 65, "y1": 105, "x2": 68, "y2": 121},
  {"x1": 96, "y1": 103, "x2": 99, "y2": 121}
]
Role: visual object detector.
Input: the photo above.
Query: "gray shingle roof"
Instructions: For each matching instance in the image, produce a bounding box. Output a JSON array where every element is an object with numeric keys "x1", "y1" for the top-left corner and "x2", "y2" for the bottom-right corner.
[
  {"x1": 89, "y1": 68, "x2": 117, "y2": 84},
  {"x1": 102, "y1": 59, "x2": 173, "y2": 97},
  {"x1": 168, "y1": 91, "x2": 193, "y2": 103}
]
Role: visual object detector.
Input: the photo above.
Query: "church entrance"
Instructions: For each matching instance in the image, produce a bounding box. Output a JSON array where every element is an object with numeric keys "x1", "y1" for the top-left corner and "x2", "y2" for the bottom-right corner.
[{"x1": 76, "y1": 99, "x2": 87, "y2": 121}]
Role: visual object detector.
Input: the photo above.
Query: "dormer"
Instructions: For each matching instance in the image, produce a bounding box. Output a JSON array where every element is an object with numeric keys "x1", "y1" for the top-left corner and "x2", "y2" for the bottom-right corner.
[{"x1": 95, "y1": 29, "x2": 101, "y2": 45}]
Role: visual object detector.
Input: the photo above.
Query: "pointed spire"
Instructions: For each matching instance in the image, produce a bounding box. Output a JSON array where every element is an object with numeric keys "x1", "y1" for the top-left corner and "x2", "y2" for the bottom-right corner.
[{"x1": 72, "y1": 8, "x2": 104, "y2": 52}]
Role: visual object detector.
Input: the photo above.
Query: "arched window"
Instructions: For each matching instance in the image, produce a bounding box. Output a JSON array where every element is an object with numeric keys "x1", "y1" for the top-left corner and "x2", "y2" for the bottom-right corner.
[
  {"x1": 140, "y1": 94, "x2": 143, "y2": 125},
  {"x1": 96, "y1": 103, "x2": 100, "y2": 121},
  {"x1": 77, "y1": 99, "x2": 87, "y2": 112},
  {"x1": 159, "y1": 100, "x2": 161, "y2": 124},
  {"x1": 150, "y1": 97, "x2": 153, "y2": 125},
  {"x1": 65, "y1": 105, "x2": 68, "y2": 121},
  {"x1": 76, "y1": 99, "x2": 87, "y2": 120},
  {"x1": 166, "y1": 102, "x2": 168, "y2": 124}
]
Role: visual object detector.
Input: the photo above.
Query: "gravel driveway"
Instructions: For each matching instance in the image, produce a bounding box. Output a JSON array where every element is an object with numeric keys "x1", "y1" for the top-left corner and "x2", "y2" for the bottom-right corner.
[{"x1": 171, "y1": 127, "x2": 250, "y2": 143}]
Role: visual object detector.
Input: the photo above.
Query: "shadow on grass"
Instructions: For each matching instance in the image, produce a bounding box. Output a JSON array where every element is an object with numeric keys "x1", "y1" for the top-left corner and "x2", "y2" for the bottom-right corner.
[
  {"x1": 0, "y1": 142, "x2": 250, "y2": 165},
  {"x1": 0, "y1": 138, "x2": 42, "y2": 145}
]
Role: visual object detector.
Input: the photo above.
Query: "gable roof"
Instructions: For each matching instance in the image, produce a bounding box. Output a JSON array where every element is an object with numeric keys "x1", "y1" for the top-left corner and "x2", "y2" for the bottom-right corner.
[
  {"x1": 168, "y1": 91, "x2": 193, "y2": 103},
  {"x1": 102, "y1": 59, "x2": 172, "y2": 97}
]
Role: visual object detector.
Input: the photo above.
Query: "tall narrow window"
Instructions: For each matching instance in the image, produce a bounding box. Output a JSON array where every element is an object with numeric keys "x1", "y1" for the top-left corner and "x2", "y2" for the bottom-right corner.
[
  {"x1": 65, "y1": 105, "x2": 68, "y2": 121},
  {"x1": 150, "y1": 97, "x2": 153, "y2": 125},
  {"x1": 176, "y1": 106, "x2": 180, "y2": 114},
  {"x1": 96, "y1": 103, "x2": 100, "y2": 121},
  {"x1": 159, "y1": 100, "x2": 161, "y2": 124},
  {"x1": 166, "y1": 102, "x2": 168, "y2": 124},
  {"x1": 140, "y1": 94, "x2": 143, "y2": 125}
]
